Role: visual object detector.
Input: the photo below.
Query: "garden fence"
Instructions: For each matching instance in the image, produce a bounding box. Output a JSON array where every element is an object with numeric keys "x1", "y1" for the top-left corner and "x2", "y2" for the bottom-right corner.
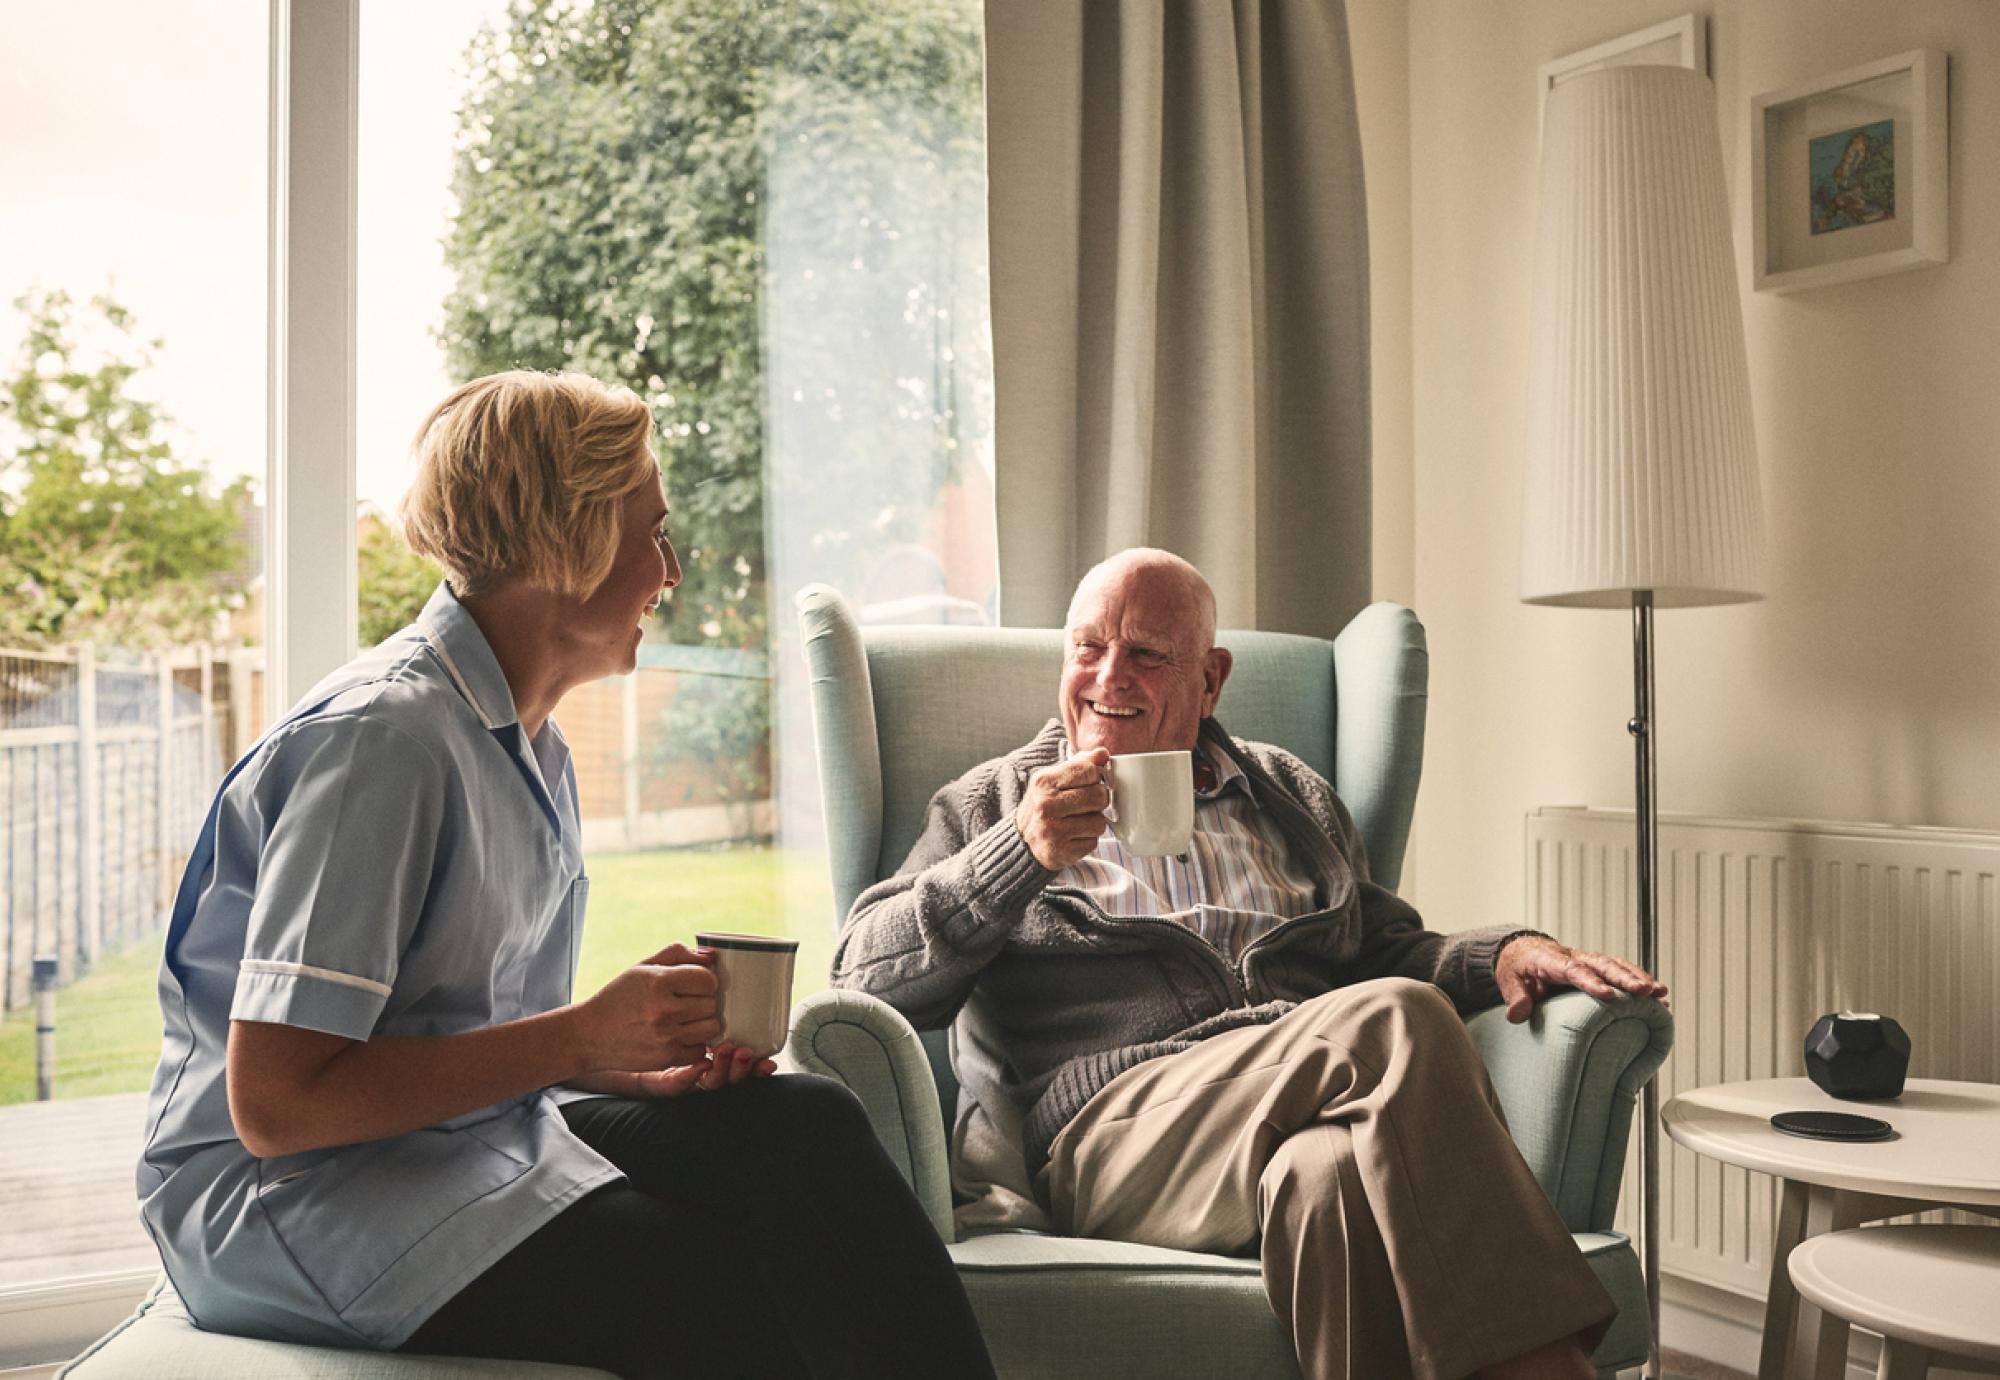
[
  {"x1": 0, "y1": 640, "x2": 770, "y2": 1013},
  {"x1": 0, "y1": 645, "x2": 241, "y2": 1013}
]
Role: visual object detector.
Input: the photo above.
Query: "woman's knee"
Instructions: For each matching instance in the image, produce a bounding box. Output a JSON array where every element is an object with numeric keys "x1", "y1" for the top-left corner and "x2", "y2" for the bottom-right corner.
[{"x1": 743, "y1": 1072, "x2": 876, "y2": 1144}]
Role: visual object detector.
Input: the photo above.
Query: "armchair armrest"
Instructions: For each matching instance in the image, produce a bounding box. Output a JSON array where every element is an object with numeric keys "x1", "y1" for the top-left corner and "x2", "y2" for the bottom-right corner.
[
  {"x1": 1464, "y1": 991, "x2": 1672, "y2": 1234},
  {"x1": 782, "y1": 989, "x2": 955, "y2": 1240}
]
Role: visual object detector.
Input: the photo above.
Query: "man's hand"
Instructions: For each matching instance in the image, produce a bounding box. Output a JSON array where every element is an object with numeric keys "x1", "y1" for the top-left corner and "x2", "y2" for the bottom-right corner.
[
  {"x1": 1495, "y1": 935, "x2": 1667, "y2": 1023},
  {"x1": 1016, "y1": 747, "x2": 1112, "y2": 871},
  {"x1": 573, "y1": 943, "x2": 723, "y2": 1072}
]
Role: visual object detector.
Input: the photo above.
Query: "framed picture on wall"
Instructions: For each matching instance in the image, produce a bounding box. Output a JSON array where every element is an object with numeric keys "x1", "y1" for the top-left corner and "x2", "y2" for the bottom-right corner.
[
  {"x1": 1752, "y1": 49, "x2": 1948, "y2": 293},
  {"x1": 1537, "y1": 14, "x2": 1705, "y2": 138}
]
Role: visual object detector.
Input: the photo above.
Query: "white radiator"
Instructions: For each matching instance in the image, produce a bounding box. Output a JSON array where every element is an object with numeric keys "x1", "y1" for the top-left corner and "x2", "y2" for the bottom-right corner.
[{"x1": 1524, "y1": 806, "x2": 2000, "y2": 1299}]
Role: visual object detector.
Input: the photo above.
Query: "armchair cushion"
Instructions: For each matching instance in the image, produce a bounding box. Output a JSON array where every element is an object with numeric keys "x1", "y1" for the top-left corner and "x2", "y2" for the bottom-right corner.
[
  {"x1": 60, "y1": 1278, "x2": 607, "y2": 1379},
  {"x1": 948, "y1": 1230, "x2": 1645, "y2": 1380}
]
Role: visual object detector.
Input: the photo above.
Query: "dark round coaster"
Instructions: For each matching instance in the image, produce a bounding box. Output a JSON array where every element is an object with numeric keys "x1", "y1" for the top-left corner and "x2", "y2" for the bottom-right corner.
[{"x1": 1770, "y1": 1109, "x2": 1894, "y2": 1142}]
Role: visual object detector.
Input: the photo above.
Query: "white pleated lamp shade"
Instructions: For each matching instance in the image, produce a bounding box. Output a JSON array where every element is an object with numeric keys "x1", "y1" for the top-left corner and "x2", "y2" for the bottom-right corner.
[{"x1": 1521, "y1": 66, "x2": 1765, "y2": 608}]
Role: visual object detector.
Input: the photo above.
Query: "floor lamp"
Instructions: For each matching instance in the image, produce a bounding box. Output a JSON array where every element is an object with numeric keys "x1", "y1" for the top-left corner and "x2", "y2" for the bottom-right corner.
[{"x1": 1520, "y1": 67, "x2": 1765, "y2": 1380}]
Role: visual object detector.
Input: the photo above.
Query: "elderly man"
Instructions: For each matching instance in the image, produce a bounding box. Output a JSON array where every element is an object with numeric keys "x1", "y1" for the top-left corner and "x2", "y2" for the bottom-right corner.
[{"x1": 831, "y1": 548, "x2": 1667, "y2": 1380}]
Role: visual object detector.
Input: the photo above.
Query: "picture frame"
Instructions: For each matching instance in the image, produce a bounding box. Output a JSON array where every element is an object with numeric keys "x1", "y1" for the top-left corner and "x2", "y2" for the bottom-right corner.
[
  {"x1": 1538, "y1": 14, "x2": 1705, "y2": 137},
  {"x1": 1751, "y1": 49, "x2": 1948, "y2": 293}
]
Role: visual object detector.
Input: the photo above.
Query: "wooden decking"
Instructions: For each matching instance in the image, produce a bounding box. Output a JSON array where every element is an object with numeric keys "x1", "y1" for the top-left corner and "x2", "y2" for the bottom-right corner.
[{"x1": 0, "y1": 1093, "x2": 157, "y2": 1288}]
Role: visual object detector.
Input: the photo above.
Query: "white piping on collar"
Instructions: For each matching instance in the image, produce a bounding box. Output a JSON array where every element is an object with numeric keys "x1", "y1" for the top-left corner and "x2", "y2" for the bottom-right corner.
[{"x1": 423, "y1": 634, "x2": 498, "y2": 730}]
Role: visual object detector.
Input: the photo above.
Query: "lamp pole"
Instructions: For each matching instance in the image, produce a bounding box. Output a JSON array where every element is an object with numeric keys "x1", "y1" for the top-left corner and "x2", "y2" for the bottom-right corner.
[
  {"x1": 1523, "y1": 67, "x2": 1765, "y2": 1377},
  {"x1": 1629, "y1": 591, "x2": 1662, "y2": 1379}
]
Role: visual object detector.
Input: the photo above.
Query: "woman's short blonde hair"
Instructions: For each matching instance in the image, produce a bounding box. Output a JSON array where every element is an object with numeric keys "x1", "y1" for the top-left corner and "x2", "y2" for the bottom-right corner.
[{"x1": 400, "y1": 370, "x2": 657, "y2": 600}]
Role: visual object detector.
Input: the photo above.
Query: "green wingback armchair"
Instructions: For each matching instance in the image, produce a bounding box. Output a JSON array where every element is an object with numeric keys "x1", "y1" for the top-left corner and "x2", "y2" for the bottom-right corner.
[{"x1": 788, "y1": 585, "x2": 1671, "y2": 1378}]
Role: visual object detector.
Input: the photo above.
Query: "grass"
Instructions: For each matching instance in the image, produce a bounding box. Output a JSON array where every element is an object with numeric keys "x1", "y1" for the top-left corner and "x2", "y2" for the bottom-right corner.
[
  {"x1": 0, "y1": 937, "x2": 172, "y2": 1105},
  {"x1": 0, "y1": 843, "x2": 836, "y2": 1106}
]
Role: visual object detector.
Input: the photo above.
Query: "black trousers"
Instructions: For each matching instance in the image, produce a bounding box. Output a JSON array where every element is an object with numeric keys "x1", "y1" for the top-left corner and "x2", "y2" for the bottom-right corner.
[{"x1": 401, "y1": 1075, "x2": 995, "y2": 1379}]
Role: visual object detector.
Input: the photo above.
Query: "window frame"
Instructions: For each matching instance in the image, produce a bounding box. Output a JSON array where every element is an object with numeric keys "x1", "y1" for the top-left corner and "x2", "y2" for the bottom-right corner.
[
  {"x1": 268, "y1": 0, "x2": 362, "y2": 714},
  {"x1": 0, "y1": 0, "x2": 358, "y2": 1361}
]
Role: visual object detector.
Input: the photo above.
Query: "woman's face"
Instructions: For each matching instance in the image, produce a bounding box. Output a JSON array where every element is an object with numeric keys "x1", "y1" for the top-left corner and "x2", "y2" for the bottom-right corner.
[{"x1": 564, "y1": 470, "x2": 679, "y2": 682}]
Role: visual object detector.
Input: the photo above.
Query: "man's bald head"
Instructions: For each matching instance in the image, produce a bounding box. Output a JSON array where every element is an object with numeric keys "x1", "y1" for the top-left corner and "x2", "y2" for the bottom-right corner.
[
  {"x1": 1065, "y1": 548, "x2": 1218, "y2": 653},
  {"x1": 1060, "y1": 548, "x2": 1232, "y2": 756}
]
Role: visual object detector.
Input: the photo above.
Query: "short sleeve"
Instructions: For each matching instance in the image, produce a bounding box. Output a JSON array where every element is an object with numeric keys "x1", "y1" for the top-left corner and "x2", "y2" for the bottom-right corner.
[{"x1": 229, "y1": 714, "x2": 447, "y2": 1039}]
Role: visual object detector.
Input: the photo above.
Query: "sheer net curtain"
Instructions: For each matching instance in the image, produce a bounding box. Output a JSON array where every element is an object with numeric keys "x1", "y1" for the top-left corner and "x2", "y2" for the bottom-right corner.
[
  {"x1": 761, "y1": 36, "x2": 997, "y2": 936},
  {"x1": 984, "y1": 0, "x2": 1372, "y2": 638}
]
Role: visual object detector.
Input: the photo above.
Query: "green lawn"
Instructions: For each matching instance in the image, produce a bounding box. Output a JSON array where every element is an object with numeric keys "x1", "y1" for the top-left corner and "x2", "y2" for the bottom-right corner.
[{"x1": 0, "y1": 844, "x2": 836, "y2": 1106}]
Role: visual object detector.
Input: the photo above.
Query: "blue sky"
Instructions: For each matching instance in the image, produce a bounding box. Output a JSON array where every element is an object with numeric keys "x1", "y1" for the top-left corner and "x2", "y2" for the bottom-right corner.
[{"x1": 0, "y1": 0, "x2": 508, "y2": 511}]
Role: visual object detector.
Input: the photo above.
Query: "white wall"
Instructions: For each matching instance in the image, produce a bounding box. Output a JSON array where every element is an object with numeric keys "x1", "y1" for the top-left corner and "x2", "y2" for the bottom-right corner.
[{"x1": 1360, "y1": 0, "x2": 2000, "y2": 933}]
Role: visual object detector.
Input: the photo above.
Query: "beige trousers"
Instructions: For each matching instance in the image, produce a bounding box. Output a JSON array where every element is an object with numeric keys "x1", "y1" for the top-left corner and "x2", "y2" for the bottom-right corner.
[{"x1": 1036, "y1": 979, "x2": 1614, "y2": 1380}]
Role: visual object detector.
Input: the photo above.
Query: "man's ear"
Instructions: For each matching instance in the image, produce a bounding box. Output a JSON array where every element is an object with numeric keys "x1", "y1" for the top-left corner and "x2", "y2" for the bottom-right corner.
[{"x1": 1202, "y1": 647, "x2": 1233, "y2": 715}]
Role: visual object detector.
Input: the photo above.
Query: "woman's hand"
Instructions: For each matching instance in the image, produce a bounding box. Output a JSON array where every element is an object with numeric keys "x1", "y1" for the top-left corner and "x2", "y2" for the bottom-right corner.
[
  {"x1": 573, "y1": 943, "x2": 724, "y2": 1073},
  {"x1": 620, "y1": 1042, "x2": 779, "y2": 1099}
]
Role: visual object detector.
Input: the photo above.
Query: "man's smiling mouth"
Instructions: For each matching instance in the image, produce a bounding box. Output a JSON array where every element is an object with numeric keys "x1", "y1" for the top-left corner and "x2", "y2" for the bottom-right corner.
[{"x1": 1089, "y1": 701, "x2": 1140, "y2": 718}]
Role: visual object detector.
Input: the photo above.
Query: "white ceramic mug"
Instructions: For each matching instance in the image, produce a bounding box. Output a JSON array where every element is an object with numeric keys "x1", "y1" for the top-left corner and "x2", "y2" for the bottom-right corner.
[
  {"x1": 693, "y1": 931, "x2": 799, "y2": 1058},
  {"x1": 1103, "y1": 750, "x2": 1195, "y2": 857}
]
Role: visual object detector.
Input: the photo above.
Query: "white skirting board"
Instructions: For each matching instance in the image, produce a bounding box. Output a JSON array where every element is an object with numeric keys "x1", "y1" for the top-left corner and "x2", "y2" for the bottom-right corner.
[{"x1": 1526, "y1": 808, "x2": 2000, "y2": 1366}]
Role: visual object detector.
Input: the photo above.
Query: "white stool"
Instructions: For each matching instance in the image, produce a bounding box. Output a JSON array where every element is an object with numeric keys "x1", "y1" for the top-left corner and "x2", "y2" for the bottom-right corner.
[{"x1": 1788, "y1": 1224, "x2": 2000, "y2": 1379}]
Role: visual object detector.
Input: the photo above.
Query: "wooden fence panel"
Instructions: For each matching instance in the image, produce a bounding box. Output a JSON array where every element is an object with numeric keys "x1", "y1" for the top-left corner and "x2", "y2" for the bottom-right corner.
[{"x1": 0, "y1": 646, "x2": 217, "y2": 1013}]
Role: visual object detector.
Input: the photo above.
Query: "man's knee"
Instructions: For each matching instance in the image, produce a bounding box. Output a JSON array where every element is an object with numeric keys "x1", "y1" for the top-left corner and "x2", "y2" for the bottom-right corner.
[
  {"x1": 1261, "y1": 1122, "x2": 1348, "y2": 1205},
  {"x1": 1299, "y1": 976, "x2": 1460, "y2": 1034}
]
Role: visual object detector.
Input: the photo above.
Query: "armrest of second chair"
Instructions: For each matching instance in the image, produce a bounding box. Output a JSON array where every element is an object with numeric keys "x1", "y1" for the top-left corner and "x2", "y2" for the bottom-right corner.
[
  {"x1": 1464, "y1": 991, "x2": 1673, "y2": 1234},
  {"x1": 785, "y1": 989, "x2": 955, "y2": 1240}
]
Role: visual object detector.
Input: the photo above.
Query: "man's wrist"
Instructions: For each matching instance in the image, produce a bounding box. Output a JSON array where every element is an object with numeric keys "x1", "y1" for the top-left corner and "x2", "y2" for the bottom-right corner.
[{"x1": 1494, "y1": 929, "x2": 1554, "y2": 970}]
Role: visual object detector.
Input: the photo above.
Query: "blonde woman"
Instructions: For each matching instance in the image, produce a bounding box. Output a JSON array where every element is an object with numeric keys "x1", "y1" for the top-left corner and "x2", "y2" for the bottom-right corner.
[{"x1": 138, "y1": 371, "x2": 994, "y2": 1379}]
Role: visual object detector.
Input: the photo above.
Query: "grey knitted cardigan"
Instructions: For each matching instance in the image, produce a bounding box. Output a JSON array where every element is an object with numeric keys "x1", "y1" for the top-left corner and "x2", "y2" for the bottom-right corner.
[{"x1": 830, "y1": 717, "x2": 1524, "y2": 1175}]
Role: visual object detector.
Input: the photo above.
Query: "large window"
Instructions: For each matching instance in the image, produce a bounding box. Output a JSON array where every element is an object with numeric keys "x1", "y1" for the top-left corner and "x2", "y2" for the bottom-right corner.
[
  {"x1": 355, "y1": 0, "x2": 995, "y2": 997},
  {"x1": 0, "y1": 0, "x2": 992, "y2": 1332},
  {"x1": 0, "y1": 2, "x2": 269, "y2": 1294}
]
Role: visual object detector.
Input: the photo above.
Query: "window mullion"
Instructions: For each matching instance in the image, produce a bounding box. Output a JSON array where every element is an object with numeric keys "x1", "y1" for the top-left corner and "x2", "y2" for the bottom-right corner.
[{"x1": 267, "y1": 0, "x2": 359, "y2": 720}]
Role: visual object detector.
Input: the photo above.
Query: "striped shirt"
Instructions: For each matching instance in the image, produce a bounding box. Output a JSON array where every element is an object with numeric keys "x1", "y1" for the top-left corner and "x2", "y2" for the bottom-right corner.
[{"x1": 1060, "y1": 743, "x2": 1321, "y2": 959}]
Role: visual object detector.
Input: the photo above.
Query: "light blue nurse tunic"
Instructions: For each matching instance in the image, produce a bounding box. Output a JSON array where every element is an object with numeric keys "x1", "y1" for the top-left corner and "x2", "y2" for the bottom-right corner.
[{"x1": 137, "y1": 582, "x2": 621, "y2": 1349}]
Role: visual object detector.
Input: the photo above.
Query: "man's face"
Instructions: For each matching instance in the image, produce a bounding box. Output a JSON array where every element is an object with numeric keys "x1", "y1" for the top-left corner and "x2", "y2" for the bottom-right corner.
[{"x1": 1060, "y1": 564, "x2": 1229, "y2": 757}]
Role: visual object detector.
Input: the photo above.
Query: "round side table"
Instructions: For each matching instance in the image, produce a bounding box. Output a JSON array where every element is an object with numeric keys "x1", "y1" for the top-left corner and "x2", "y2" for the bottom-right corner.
[
  {"x1": 1788, "y1": 1225, "x2": 2000, "y2": 1379},
  {"x1": 1661, "y1": 1077, "x2": 2000, "y2": 1380}
]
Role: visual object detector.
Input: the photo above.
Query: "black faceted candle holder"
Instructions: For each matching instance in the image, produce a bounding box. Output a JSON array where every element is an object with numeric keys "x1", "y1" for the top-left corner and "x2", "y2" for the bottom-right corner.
[{"x1": 1804, "y1": 1012, "x2": 1910, "y2": 1101}]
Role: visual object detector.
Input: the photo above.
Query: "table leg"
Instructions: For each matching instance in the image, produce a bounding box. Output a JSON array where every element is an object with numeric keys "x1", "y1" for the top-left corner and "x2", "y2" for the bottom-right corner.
[
  {"x1": 1793, "y1": 1188, "x2": 1917, "y2": 1380},
  {"x1": 1876, "y1": 1337, "x2": 1931, "y2": 1380},
  {"x1": 1799, "y1": 1187, "x2": 1870, "y2": 1380},
  {"x1": 1759, "y1": 1179, "x2": 1810, "y2": 1380}
]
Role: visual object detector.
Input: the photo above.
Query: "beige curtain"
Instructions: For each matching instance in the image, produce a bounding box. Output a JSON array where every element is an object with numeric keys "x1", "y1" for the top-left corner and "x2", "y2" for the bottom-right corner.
[{"x1": 984, "y1": 0, "x2": 1371, "y2": 637}]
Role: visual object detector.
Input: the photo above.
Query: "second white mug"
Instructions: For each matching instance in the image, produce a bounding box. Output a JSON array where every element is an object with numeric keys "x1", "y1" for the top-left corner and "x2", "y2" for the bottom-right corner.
[
  {"x1": 693, "y1": 931, "x2": 799, "y2": 1058},
  {"x1": 1103, "y1": 750, "x2": 1194, "y2": 857}
]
